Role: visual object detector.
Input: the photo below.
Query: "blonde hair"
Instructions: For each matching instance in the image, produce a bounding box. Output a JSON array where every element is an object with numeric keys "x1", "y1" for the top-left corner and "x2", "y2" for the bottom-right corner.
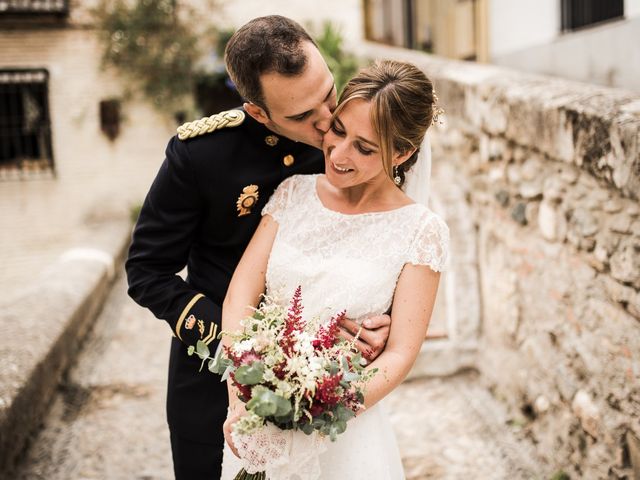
[{"x1": 334, "y1": 60, "x2": 435, "y2": 186}]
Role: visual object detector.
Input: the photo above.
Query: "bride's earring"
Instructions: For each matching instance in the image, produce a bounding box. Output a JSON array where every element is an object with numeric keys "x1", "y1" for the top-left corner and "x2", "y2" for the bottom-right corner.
[{"x1": 393, "y1": 165, "x2": 401, "y2": 186}]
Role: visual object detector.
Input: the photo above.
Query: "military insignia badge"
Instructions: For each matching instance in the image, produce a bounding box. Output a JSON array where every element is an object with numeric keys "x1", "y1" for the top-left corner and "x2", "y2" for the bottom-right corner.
[
  {"x1": 185, "y1": 314, "x2": 197, "y2": 330},
  {"x1": 237, "y1": 185, "x2": 259, "y2": 217},
  {"x1": 265, "y1": 135, "x2": 279, "y2": 147}
]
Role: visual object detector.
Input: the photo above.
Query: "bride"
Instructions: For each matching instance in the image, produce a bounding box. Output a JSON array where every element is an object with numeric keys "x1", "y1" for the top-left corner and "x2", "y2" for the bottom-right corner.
[{"x1": 220, "y1": 59, "x2": 449, "y2": 480}]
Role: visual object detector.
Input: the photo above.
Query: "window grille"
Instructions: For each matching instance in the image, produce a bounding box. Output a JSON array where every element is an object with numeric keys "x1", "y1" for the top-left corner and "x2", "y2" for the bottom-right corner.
[
  {"x1": 0, "y1": 69, "x2": 54, "y2": 177},
  {"x1": 561, "y1": 0, "x2": 624, "y2": 31},
  {"x1": 0, "y1": 0, "x2": 69, "y2": 15}
]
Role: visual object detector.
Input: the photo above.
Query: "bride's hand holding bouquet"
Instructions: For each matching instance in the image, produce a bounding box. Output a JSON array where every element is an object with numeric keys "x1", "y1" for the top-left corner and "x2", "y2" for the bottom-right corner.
[{"x1": 191, "y1": 286, "x2": 376, "y2": 479}]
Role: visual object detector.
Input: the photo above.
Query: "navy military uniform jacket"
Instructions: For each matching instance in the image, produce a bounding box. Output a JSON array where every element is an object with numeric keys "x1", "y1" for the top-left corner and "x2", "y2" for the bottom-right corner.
[{"x1": 125, "y1": 109, "x2": 323, "y2": 442}]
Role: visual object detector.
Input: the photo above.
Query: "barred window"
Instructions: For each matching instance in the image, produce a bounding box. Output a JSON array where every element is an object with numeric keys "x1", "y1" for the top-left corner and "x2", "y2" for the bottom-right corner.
[
  {"x1": 561, "y1": 0, "x2": 624, "y2": 32},
  {"x1": 0, "y1": 69, "x2": 54, "y2": 176},
  {"x1": 0, "y1": 0, "x2": 69, "y2": 15}
]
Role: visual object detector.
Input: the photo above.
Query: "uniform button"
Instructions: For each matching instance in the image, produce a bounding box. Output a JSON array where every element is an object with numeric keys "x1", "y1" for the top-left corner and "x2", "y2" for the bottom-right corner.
[
  {"x1": 265, "y1": 135, "x2": 279, "y2": 147},
  {"x1": 283, "y1": 154, "x2": 295, "y2": 167}
]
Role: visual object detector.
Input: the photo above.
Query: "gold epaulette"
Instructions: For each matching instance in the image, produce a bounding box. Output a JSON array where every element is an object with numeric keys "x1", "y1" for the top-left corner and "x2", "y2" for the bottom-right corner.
[{"x1": 176, "y1": 109, "x2": 245, "y2": 140}]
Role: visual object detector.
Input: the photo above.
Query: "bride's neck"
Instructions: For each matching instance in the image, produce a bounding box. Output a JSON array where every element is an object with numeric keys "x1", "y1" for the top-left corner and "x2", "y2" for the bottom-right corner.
[{"x1": 322, "y1": 175, "x2": 407, "y2": 213}]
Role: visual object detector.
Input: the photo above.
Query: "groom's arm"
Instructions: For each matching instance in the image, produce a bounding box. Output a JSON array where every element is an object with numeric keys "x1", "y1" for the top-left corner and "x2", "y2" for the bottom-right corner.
[
  {"x1": 126, "y1": 135, "x2": 221, "y2": 347},
  {"x1": 338, "y1": 314, "x2": 391, "y2": 362}
]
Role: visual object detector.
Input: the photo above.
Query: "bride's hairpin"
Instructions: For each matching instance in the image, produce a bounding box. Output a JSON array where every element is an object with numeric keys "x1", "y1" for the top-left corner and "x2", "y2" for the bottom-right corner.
[{"x1": 431, "y1": 91, "x2": 445, "y2": 126}]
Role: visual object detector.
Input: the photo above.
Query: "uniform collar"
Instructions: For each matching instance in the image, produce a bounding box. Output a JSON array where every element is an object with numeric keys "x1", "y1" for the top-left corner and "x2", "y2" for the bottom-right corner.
[{"x1": 241, "y1": 107, "x2": 305, "y2": 152}]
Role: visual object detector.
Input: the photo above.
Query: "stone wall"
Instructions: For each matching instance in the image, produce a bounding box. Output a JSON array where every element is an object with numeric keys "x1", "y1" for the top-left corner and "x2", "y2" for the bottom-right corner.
[{"x1": 354, "y1": 42, "x2": 640, "y2": 479}]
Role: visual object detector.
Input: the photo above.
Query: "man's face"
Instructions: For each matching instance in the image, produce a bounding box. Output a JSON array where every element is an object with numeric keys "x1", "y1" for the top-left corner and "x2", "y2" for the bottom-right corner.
[{"x1": 256, "y1": 41, "x2": 337, "y2": 149}]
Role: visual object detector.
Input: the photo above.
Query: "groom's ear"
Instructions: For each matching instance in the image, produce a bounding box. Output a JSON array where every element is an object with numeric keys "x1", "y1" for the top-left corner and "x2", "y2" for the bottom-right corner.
[{"x1": 244, "y1": 102, "x2": 270, "y2": 125}]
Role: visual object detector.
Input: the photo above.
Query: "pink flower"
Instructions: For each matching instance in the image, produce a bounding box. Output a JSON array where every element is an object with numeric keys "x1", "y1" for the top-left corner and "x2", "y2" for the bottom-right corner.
[{"x1": 238, "y1": 349, "x2": 262, "y2": 366}]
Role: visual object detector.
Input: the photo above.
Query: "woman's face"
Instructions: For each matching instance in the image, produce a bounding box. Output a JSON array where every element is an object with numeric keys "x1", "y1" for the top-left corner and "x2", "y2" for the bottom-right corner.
[{"x1": 322, "y1": 99, "x2": 390, "y2": 189}]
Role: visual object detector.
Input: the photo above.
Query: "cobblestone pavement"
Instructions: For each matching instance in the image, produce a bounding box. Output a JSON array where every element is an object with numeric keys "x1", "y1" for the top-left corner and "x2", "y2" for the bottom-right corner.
[{"x1": 15, "y1": 273, "x2": 541, "y2": 480}]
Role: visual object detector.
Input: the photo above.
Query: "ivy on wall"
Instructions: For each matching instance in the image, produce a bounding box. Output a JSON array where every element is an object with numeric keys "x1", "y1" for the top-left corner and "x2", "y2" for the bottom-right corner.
[
  {"x1": 314, "y1": 22, "x2": 360, "y2": 96},
  {"x1": 95, "y1": 2, "x2": 360, "y2": 116},
  {"x1": 94, "y1": 0, "x2": 216, "y2": 114}
]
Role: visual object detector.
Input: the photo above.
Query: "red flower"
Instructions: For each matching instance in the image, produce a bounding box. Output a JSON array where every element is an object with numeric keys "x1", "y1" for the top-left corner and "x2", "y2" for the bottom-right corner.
[
  {"x1": 312, "y1": 310, "x2": 345, "y2": 350},
  {"x1": 230, "y1": 372, "x2": 253, "y2": 401},
  {"x1": 280, "y1": 286, "x2": 306, "y2": 356},
  {"x1": 224, "y1": 345, "x2": 242, "y2": 366},
  {"x1": 309, "y1": 403, "x2": 325, "y2": 417},
  {"x1": 273, "y1": 360, "x2": 288, "y2": 380},
  {"x1": 315, "y1": 374, "x2": 342, "y2": 407}
]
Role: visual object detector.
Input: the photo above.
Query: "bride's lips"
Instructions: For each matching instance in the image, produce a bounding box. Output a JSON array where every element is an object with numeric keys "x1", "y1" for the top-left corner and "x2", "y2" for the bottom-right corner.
[{"x1": 330, "y1": 161, "x2": 353, "y2": 174}]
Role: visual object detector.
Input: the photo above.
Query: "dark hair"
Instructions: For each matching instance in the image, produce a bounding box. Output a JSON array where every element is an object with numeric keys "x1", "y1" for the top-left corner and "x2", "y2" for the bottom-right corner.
[
  {"x1": 224, "y1": 15, "x2": 316, "y2": 114},
  {"x1": 335, "y1": 60, "x2": 435, "y2": 187}
]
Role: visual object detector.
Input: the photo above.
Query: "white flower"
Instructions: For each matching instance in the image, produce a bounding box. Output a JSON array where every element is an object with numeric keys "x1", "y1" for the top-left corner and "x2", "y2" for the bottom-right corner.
[
  {"x1": 263, "y1": 370, "x2": 276, "y2": 383},
  {"x1": 308, "y1": 356, "x2": 324, "y2": 374},
  {"x1": 234, "y1": 339, "x2": 255, "y2": 354},
  {"x1": 293, "y1": 331, "x2": 315, "y2": 356},
  {"x1": 286, "y1": 355, "x2": 308, "y2": 376},
  {"x1": 276, "y1": 380, "x2": 293, "y2": 397}
]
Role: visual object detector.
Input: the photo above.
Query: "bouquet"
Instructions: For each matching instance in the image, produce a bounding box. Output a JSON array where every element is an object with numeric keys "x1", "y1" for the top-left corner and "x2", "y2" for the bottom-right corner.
[{"x1": 189, "y1": 286, "x2": 376, "y2": 480}]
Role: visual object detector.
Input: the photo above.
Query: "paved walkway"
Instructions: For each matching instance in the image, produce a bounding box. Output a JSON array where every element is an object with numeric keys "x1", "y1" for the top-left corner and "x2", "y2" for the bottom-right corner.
[{"x1": 15, "y1": 273, "x2": 540, "y2": 480}]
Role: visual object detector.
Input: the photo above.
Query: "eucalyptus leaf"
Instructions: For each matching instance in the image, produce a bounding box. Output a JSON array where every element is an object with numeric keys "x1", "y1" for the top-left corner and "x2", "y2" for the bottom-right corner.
[
  {"x1": 300, "y1": 423, "x2": 314, "y2": 435},
  {"x1": 209, "y1": 348, "x2": 233, "y2": 376},
  {"x1": 335, "y1": 404, "x2": 355, "y2": 422},
  {"x1": 235, "y1": 361, "x2": 265, "y2": 385},
  {"x1": 187, "y1": 345, "x2": 195, "y2": 356},
  {"x1": 196, "y1": 340, "x2": 210, "y2": 359},
  {"x1": 343, "y1": 371, "x2": 359, "y2": 382},
  {"x1": 341, "y1": 356, "x2": 350, "y2": 372},
  {"x1": 246, "y1": 386, "x2": 292, "y2": 418},
  {"x1": 221, "y1": 364, "x2": 233, "y2": 382}
]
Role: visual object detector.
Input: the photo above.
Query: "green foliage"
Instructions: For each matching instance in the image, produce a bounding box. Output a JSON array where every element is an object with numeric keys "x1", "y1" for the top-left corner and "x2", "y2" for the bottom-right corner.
[
  {"x1": 246, "y1": 386, "x2": 292, "y2": 418},
  {"x1": 235, "y1": 361, "x2": 265, "y2": 385},
  {"x1": 129, "y1": 202, "x2": 142, "y2": 223},
  {"x1": 550, "y1": 472, "x2": 570, "y2": 480},
  {"x1": 94, "y1": 0, "x2": 215, "y2": 113},
  {"x1": 314, "y1": 22, "x2": 360, "y2": 96}
]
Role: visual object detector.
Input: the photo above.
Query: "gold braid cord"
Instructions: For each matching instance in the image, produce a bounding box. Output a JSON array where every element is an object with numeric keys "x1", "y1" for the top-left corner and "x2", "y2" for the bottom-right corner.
[{"x1": 177, "y1": 110, "x2": 245, "y2": 140}]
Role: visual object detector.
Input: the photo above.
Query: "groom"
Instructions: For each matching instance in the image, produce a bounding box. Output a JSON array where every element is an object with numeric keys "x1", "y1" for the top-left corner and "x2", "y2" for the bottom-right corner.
[{"x1": 126, "y1": 15, "x2": 391, "y2": 480}]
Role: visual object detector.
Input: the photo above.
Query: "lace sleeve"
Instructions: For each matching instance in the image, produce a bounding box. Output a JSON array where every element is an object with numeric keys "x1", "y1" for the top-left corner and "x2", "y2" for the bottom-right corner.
[
  {"x1": 262, "y1": 176, "x2": 298, "y2": 223},
  {"x1": 407, "y1": 211, "x2": 450, "y2": 272}
]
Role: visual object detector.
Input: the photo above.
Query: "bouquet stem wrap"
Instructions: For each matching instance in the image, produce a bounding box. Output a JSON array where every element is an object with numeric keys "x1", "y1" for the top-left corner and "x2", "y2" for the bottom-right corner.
[{"x1": 232, "y1": 423, "x2": 327, "y2": 480}]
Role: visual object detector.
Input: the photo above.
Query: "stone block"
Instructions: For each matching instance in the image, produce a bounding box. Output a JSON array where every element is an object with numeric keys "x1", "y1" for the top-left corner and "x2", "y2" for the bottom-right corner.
[
  {"x1": 519, "y1": 180, "x2": 543, "y2": 200},
  {"x1": 568, "y1": 207, "x2": 599, "y2": 238},
  {"x1": 610, "y1": 238, "x2": 640, "y2": 285},
  {"x1": 539, "y1": 200, "x2": 567, "y2": 242},
  {"x1": 626, "y1": 430, "x2": 640, "y2": 480},
  {"x1": 542, "y1": 176, "x2": 567, "y2": 202},
  {"x1": 609, "y1": 213, "x2": 633, "y2": 234},
  {"x1": 572, "y1": 390, "x2": 600, "y2": 438},
  {"x1": 603, "y1": 199, "x2": 623, "y2": 213}
]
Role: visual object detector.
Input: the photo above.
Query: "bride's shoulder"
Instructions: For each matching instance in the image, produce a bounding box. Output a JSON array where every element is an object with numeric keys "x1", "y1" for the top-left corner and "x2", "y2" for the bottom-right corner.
[
  {"x1": 407, "y1": 207, "x2": 450, "y2": 271},
  {"x1": 409, "y1": 204, "x2": 448, "y2": 232}
]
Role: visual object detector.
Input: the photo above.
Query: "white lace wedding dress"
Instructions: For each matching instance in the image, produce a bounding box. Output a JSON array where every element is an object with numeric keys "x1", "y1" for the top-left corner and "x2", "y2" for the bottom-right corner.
[{"x1": 220, "y1": 174, "x2": 449, "y2": 480}]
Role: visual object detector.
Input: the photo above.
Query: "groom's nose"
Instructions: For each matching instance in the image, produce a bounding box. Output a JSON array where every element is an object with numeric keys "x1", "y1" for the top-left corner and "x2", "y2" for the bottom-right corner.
[{"x1": 314, "y1": 104, "x2": 333, "y2": 133}]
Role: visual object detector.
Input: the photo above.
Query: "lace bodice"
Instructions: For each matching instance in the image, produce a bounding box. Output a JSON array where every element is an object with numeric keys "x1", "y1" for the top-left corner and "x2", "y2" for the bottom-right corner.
[{"x1": 262, "y1": 174, "x2": 449, "y2": 323}]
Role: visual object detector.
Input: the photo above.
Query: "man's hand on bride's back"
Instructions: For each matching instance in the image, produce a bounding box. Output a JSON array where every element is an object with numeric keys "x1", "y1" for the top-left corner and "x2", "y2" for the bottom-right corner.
[{"x1": 338, "y1": 314, "x2": 391, "y2": 362}]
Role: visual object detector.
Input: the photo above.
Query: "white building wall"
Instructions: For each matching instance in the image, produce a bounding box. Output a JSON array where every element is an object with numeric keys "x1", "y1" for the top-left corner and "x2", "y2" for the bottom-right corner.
[
  {"x1": 493, "y1": 16, "x2": 640, "y2": 92},
  {"x1": 212, "y1": 0, "x2": 364, "y2": 46},
  {"x1": 626, "y1": 0, "x2": 640, "y2": 17},
  {"x1": 488, "y1": 0, "x2": 559, "y2": 57}
]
